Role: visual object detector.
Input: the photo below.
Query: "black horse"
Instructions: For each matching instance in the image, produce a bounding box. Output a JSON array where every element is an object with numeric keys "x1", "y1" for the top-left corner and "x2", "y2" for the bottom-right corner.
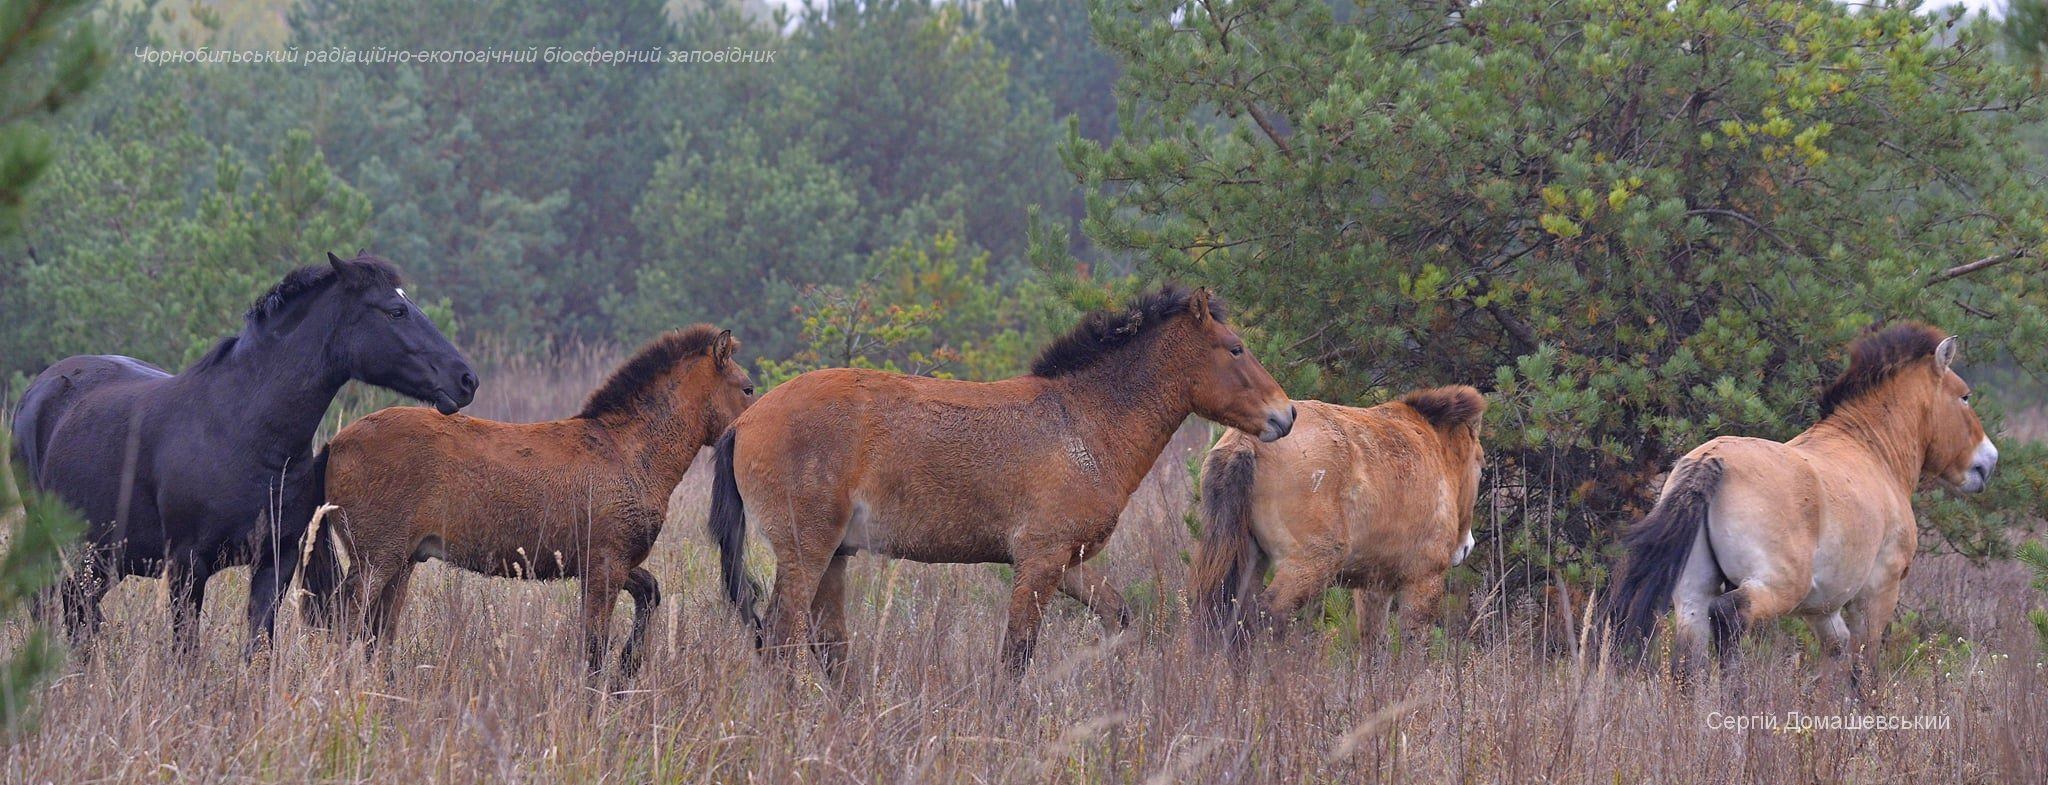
[{"x1": 10, "y1": 252, "x2": 477, "y2": 656}]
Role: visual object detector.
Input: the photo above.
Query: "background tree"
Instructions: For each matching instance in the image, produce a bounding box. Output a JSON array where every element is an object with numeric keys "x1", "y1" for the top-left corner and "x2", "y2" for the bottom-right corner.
[{"x1": 1073, "y1": 0, "x2": 2048, "y2": 584}]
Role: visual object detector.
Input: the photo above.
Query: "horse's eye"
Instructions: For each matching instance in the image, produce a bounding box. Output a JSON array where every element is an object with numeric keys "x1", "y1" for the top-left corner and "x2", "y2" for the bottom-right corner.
[
  {"x1": 388, "y1": 305, "x2": 408, "y2": 320},
  {"x1": 743, "y1": 386, "x2": 756, "y2": 396},
  {"x1": 1229, "y1": 345, "x2": 1245, "y2": 357},
  {"x1": 1962, "y1": 393, "x2": 1973, "y2": 405}
]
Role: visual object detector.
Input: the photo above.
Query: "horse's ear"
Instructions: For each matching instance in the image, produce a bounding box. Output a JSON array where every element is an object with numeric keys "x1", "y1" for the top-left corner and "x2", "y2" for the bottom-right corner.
[
  {"x1": 1188, "y1": 287, "x2": 1213, "y2": 323},
  {"x1": 1936, "y1": 335, "x2": 1960, "y2": 369},
  {"x1": 327, "y1": 251, "x2": 346, "y2": 270},
  {"x1": 714, "y1": 329, "x2": 736, "y2": 363}
]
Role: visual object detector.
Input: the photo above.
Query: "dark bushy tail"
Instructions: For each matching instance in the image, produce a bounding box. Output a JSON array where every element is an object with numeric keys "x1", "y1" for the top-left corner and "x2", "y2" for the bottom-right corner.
[
  {"x1": 709, "y1": 429, "x2": 760, "y2": 630},
  {"x1": 1604, "y1": 456, "x2": 1725, "y2": 651},
  {"x1": 298, "y1": 446, "x2": 349, "y2": 629},
  {"x1": 1190, "y1": 443, "x2": 1263, "y2": 647}
]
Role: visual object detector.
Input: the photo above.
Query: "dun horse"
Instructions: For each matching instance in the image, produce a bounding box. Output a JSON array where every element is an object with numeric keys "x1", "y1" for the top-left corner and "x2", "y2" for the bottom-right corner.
[
  {"x1": 1607, "y1": 324, "x2": 1998, "y2": 680},
  {"x1": 309, "y1": 326, "x2": 752, "y2": 676},
  {"x1": 709, "y1": 286, "x2": 1295, "y2": 675},
  {"x1": 10, "y1": 253, "x2": 475, "y2": 655},
  {"x1": 1191, "y1": 388, "x2": 1487, "y2": 648}
]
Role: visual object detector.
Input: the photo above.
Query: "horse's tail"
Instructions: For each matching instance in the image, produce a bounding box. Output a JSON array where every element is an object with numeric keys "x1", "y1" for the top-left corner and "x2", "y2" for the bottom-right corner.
[
  {"x1": 297, "y1": 445, "x2": 352, "y2": 629},
  {"x1": 1604, "y1": 456, "x2": 1725, "y2": 651},
  {"x1": 708, "y1": 428, "x2": 761, "y2": 631},
  {"x1": 1190, "y1": 440, "x2": 1264, "y2": 647}
]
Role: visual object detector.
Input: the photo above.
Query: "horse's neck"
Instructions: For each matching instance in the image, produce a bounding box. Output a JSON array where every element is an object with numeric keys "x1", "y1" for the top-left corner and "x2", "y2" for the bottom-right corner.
[
  {"x1": 184, "y1": 326, "x2": 345, "y2": 460},
  {"x1": 590, "y1": 398, "x2": 708, "y2": 490},
  {"x1": 1049, "y1": 369, "x2": 1189, "y2": 497},
  {"x1": 1795, "y1": 402, "x2": 1924, "y2": 491}
]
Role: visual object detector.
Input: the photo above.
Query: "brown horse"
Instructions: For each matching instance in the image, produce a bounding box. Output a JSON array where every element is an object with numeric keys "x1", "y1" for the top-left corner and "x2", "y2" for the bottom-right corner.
[
  {"x1": 1191, "y1": 387, "x2": 1486, "y2": 649},
  {"x1": 708, "y1": 286, "x2": 1295, "y2": 675},
  {"x1": 1608, "y1": 324, "x2": 1998, "y2": 682},
  {"x1": 314, "y1": 326, "x2": 753, "y2": 675}
]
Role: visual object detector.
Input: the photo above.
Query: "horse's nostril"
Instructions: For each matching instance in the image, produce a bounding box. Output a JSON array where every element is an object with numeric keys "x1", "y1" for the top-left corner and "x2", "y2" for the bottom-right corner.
[{"x1": 461, "y1": 372, "x2": 478, "y2": 393}]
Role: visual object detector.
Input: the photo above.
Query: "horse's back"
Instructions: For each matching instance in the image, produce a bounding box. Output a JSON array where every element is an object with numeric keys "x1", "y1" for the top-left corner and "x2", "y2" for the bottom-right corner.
[
  {"x1": 327, "y1": 407, "x2": 637, "y2": 569},
  {"x1": 730, "y1": 367, "x2": 1070, "y2": 563},
  {"x1": 1236, "y1": 399, "x2": 1471, "y2": 580},
  {"x1": 13, "y1": 354, "x2": 171, "y2": 489}
]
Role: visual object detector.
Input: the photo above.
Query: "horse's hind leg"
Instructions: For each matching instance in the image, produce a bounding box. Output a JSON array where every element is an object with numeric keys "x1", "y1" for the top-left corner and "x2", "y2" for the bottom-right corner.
[
  {"x1": 762, "y1": 553, "x2": 828, "y2": 668},
  {"x1": 618, "y1": 567, "x2": 661, "y2": 680},
  {"x1": 1351, "y1": 588, "x2": 1390, "y2": 650},
  {"x1": 360, "y1": 559, "x2": 417, "y2": 661},
  {"x1": 1255, "y1": 558, "x2": 1338, "y2": 639},
  {"x1": 1057, "y1": 561, "x2": 1129, "y2": 633},
  {"x1": 810, "y1": 554, "x2": 852, "y2": 683}
]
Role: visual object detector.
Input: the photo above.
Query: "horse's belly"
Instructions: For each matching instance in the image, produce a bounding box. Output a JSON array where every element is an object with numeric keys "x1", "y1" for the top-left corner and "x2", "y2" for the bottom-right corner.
[{"x1": 840, "y1": 492, "x2": 1017, "y2": 563}]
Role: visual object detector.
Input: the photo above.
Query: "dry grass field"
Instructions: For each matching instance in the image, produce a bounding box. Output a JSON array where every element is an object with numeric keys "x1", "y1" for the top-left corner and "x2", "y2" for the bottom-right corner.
[{"x1": 3, "y1": 347, "x2": 2044, "y2": 784}]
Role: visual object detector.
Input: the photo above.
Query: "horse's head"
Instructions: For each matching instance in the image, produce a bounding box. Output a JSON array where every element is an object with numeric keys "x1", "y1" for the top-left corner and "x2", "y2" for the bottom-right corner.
[
  {"x1": 324, "y1": 252, "x2": 477, "y2": 414},
  {"x1": 1921, "y1": 335, "x2": 1998, "y2": 493},
  {"x1": 1173, "y1": 288, "x2": 1295, "y2": 442},
  {"x1": 692, "y1": 329, "x2": 755, "y2": 444}
]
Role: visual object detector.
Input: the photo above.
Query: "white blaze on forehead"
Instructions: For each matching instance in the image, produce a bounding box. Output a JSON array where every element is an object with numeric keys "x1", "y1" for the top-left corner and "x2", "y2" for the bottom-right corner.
[{"x1": 396, "y1": 287, "x2": 409, "y2": 301}]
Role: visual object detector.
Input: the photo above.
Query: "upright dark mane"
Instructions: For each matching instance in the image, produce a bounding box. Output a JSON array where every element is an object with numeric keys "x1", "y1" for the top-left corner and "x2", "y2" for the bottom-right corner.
[
  {"x1": 1400, "y1": 386, "x2": 1486, "y2": 429},
  {"x1": 1030, "y1": 284, "x2": 1227, "y2": 378},
  {"x1": 1818, "y1": 322, "x2": 1947, "y2": 417},
  {"x1": 190, "y1": 254, "x2": 406, "y2": 371},
  {"x1": 579, "y1": 325, "x2": 727, "y2": 418},
  {"x1": 247, "y1": 254, "x2": 402, "y2": 323}
]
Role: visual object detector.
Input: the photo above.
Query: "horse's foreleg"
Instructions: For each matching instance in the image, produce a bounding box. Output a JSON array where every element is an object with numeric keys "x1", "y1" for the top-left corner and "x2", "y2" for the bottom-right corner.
[
  {"x1": 1805, "y1": 610, "x2": 1853, "y2": 695},
  {"x1": 1001, "y1": 557, "x2": 1068, "y2": 675},
  {"x1": 243, "y1": 545, "x2": 301, "y2": 659},
  {"x1": 809, "y1": 554, "x2": 852, "y2": 683},
  {"x1": 1057, "y1": 561, "x2": 1129, "y2": 633},
  {"x1": 579, "y1": 568, "x2": 625, "y2": 676},
  {"x1": 1394, "y1": 577, "x2": 1446, "y2": 641},
  {"x1": 163, "y1": 558, "x2": 214, "y2": 659},
  {"x1": 58, "y1": 555, "x2": 116, "y2": 658},
  {"x1": 1844, "y1": 580, "x2": 1902, "y2": 701},
  {"x1": 618, "y1": 567, "x2": 661, "y2": 680}
]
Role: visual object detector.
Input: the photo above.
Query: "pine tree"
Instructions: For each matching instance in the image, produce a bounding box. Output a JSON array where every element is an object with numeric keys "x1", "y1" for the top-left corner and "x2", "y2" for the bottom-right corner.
[
  {"x1": 1074, "y1": 0, "x2": 2048, "y2": 583},
  {"x1": 0, "y1": 0, "x2": 103, "y2": 732}
]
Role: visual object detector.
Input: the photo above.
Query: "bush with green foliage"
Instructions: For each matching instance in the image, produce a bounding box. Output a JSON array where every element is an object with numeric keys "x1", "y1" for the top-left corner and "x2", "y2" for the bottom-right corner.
[{"x1": 1073, "y1": 0, "x2": 2048, "y2": 585}]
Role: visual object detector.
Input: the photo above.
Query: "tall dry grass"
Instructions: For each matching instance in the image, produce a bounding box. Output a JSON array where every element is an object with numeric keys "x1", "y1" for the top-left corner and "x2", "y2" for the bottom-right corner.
[{"x1": 3, "y1": 346, "x2": 2044, "y2": 784}]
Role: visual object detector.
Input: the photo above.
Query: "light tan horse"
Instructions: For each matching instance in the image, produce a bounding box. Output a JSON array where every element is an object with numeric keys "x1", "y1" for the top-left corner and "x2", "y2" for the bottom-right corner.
[
  {"x1": 1190, "y1": 387, "x2": 1486, "y2": 648},
  {"x1": 1608, "y1": 324, "x2": 1998, "y2": 681},
  {"x1": 310, "y1": 326, "x2": 754, "y2": 676},
  {"x1": 707, "y1": 286, "x2": 1295, "y2": 675}
]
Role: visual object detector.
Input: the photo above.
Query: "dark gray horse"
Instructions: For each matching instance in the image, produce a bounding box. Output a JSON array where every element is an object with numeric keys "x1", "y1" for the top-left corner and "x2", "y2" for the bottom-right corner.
[{"x1": 10, "y1": 252, "x2": 477, "y2": 656}]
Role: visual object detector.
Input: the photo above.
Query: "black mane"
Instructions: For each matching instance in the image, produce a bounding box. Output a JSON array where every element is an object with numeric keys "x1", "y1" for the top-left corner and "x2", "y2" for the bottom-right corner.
[
  {"x1": 1818, "y1": 322, "x2": 1947, "y2": 417},
  {"x1": 1030, "y1": 284, "x2": 1227, "y2": 378},
  {"x1": 578, "y1": 325, "x2": 727, "y2": 419},
  {"x1": 190, "y1": 254, "x2": 405, "y2": 371},
  {"x1": 247, "y1": 253, "x2": 403, "y2": 323}
]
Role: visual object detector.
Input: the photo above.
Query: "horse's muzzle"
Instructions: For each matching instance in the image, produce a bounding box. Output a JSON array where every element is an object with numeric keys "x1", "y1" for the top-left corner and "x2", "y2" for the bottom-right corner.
[
  {"x1": 1258, "y1": 404, "x2": 1297, "y2": 442},
  {"x1": 1962, "y1": 437, "x2": 1998, "y2": 493}
]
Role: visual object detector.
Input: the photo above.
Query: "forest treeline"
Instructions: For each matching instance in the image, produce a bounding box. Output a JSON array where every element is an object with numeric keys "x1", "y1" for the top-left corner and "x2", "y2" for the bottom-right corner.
[{"x1": 6, "y1": 0, "x2": 2048, "y2": 587}]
